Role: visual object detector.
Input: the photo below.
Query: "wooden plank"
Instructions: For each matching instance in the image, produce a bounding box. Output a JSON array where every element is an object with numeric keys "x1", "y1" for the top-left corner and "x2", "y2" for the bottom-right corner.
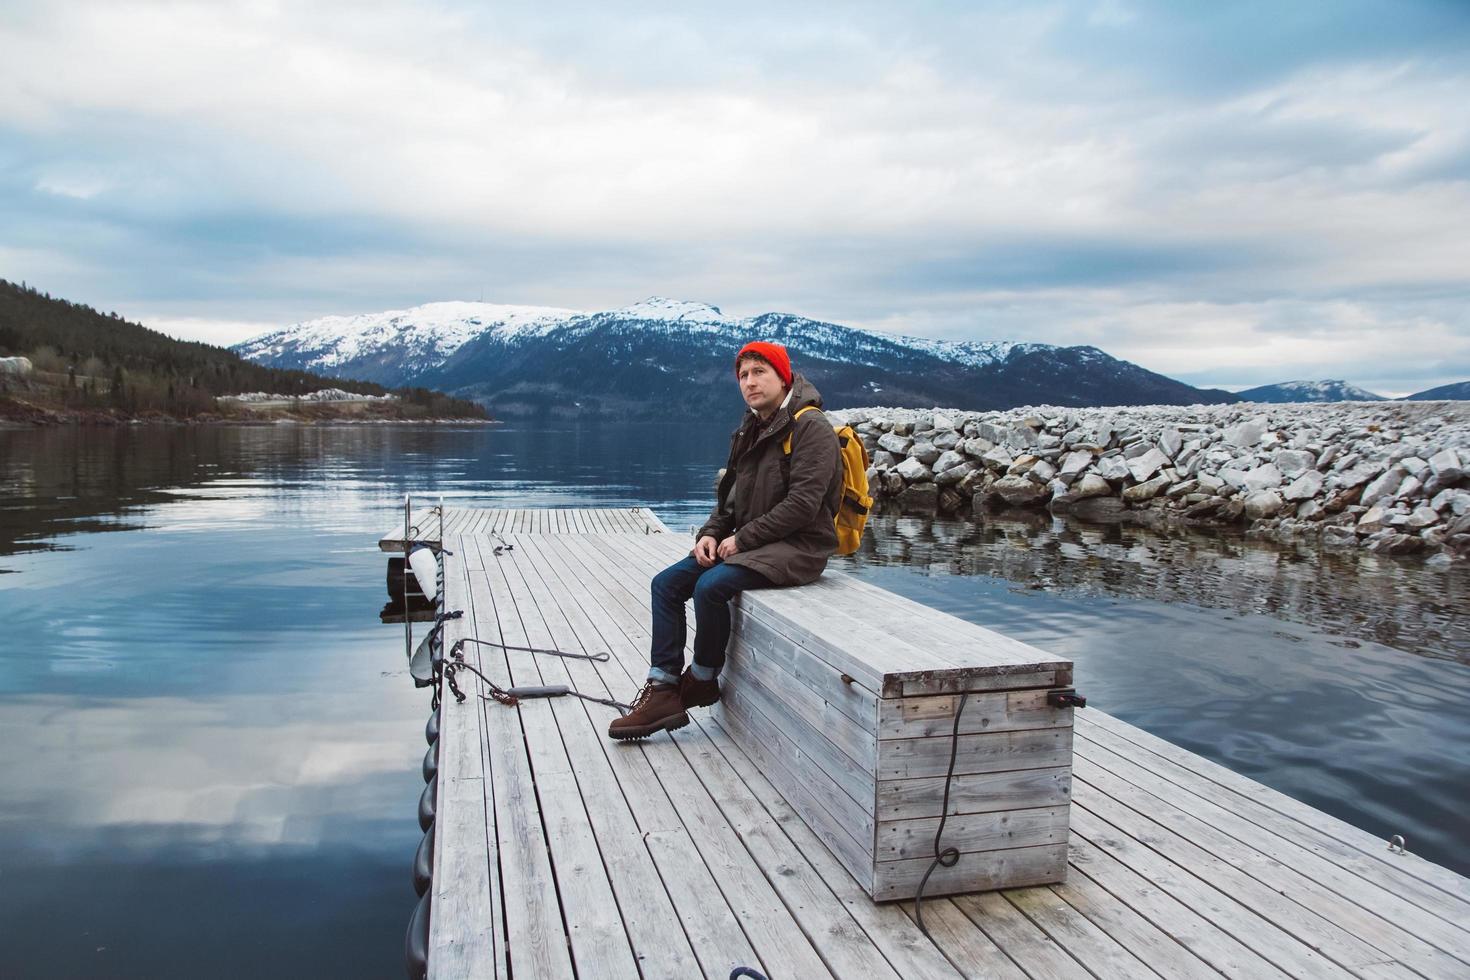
[
  {"x1": 716, "y1": 681, "x2": 878, "y2": 890},
  {"x1": 637, "y1": 506, "x2": 673, "y2": 534},
  {"x1": 1067, "y1": 835, "x2": 1290, "y2": 979},
  {"x1": 461, "y1": 541, "x2": 576, "y2": 979},
  {"x1": 523, "y1": 534, "x2": 836, "y2": 978},
  {"x1": 879, "y1": 689, "x2": 1069, "y2": 740},
  {"x1": 1069, "y1": 804, "x2": 1355, "y2": 978},
  {"x1": 807, "y1": 572, "x2": 1069, "y2": 674},
  {"x1": 645, "y1": 829, "x2": 767, "y2": 978},
  {"x1": 612, "y1": 534, "x2": 961, "y2": 695},
  {"x1": 877, "y1": 727, "x2": 1073, "y2": 781},
  {"x1": 731, "y1": 602, "x2": 882, "y2": 735},
  {"x1": 721, "y1": 651, "x2": 877, "y2": 807},
  {"x1": 877, "y1": 767, "x2": 1073, "y2": 822},
  {"x1": 1077, "y1": 714, "x2": 1470, "y2": 929},
  {"x1": 726, "y1": 616, "x2": 879, "y2": 766},
  {"x1": 1074, "y1": 752, "x2": 1468, "y2": 976},
  {"x1": 1075, "y1": 777, "x2": 1417, "y2": 976},
  {"x1": 876, "y1": 807, "x2": 1071, "y2": 863},
  {"x1": 949, "y1": 890, "x2": 1094, "y2": 980},
  {"x1": 1003, "y1": 886, "x2": 1163, "y2": 980},
  {"x1": 697, "y1": 716, "x2": 969, "y2": 980},
  {"x1": 1081, "y1": 711, "x2": 1470, "y2": 903},
  {"x1": 669, "y1": 721, "x2": 908, "y2": 980},
  {"x1": 873, "y1": 843, "x2": 1069, "y2": 903},
  {"x1": 641, "y1": 728, "x2": 839, "y2": 980},
  {"x1": 511, "y1": 534, "x2": 788, "y2": 976},
  {"x1": 428, "y1": 537, "x2": 500, "y2": 978},
  {"x1": 1042, "y1": 860, "x2": 1223, "y2": 980},
  {"x1": 1078, "y1": 731, "x2": 1470, "y2": 961},
  {"x1": 899, "y1": 896, "x2": 1029, "y2": 979},
  {"x1": 482, "y1": 550, "x2": 642, "y2": 979}
]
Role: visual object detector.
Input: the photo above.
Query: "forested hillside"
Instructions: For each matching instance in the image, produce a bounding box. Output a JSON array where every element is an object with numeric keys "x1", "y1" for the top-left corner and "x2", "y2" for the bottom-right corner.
[{"x1": 0, "y1": 280, "x2": 486, "y2": 420}]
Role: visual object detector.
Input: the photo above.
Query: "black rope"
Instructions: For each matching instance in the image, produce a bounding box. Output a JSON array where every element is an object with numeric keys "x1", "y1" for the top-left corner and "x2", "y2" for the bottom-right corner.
[
  {"x1": 491, "y1": 531, "x2": 514, "y2": 556},
  {"x1": 442, "y1": 659, "x2": 628, "y2": 711},
  {"x1": 450, "y1": 637, "x2": 609, "y2": 662},
  {"x1": 730, "y1": 969, "x2": 768, "y2": 980},
  {"x1": 913, "y1": 691, "x2": 969, "y2": 940}
]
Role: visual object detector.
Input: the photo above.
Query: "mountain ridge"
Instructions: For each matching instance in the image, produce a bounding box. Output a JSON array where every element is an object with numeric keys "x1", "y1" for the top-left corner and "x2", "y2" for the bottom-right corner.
[{"x1": 233, "y1": 296, "x2": 1241, "y2": 417}]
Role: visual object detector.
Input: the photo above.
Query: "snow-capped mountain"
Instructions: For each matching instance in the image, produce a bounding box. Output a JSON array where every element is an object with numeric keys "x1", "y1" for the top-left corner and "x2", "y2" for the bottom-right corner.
[
  {"x1": 233, "y1": 297, "x2": 1238, "y2": 417},
  {"x1": 1235, "y1": 380, "x2": 1388, "y2": 403},
  {"x1": 232, "y1": 301, "x2": 580, "y2": 384},
  {"x1": 1402, "y1": 381, "x2": 1470, "y2": 401}
]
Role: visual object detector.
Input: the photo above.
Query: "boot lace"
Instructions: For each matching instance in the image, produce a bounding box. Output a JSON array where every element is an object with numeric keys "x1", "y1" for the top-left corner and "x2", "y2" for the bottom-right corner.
[{"x1": 625, "y1": 681, "x2": 661, "y2": 715}]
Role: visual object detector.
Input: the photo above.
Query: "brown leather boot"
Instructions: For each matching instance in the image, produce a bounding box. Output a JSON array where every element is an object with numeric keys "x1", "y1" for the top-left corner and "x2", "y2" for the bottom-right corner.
[
  {"x1": 679, "y1": 668, "x2": 721, "y2": 708},
  {"x1": 607, "y1": 682, "x2": 688, "y2": 741}
]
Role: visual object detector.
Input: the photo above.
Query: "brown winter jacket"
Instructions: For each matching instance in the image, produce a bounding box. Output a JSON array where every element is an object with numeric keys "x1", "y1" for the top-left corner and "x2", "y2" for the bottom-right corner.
[{"x1": 696, "y1": 373, "x2": 843, "y2": 586}]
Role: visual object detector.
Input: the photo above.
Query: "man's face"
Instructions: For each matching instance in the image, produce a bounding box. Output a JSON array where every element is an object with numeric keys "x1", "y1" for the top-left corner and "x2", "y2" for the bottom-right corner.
[{"x1": 737, "y1": 357, "x2": 786, "y2": 416}]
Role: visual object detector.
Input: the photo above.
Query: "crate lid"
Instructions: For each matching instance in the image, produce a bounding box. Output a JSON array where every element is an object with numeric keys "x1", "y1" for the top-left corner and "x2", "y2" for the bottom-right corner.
[{"x1": 741, "y1": 571, "x2": 1072, "y2": 698}]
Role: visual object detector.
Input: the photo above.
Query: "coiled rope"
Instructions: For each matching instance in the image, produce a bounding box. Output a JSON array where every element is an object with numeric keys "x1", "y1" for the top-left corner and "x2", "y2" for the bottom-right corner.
[{"x1": 913, "y1": 690, "x2": 969, "y2": 940}]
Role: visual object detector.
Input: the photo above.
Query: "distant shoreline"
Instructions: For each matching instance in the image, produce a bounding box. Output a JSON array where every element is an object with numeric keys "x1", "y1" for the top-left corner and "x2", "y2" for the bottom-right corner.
[{"x1": 0, "y1": 398, "x2": 497, "y2": 429}]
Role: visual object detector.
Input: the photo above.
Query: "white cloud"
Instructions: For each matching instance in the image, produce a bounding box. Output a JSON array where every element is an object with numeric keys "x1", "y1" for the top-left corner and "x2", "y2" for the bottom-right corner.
[
  {"x1": 143, "y1": 315, "x2": 283, "y2": 347},
  {"x1": 1, "y1": 0, "x2": 1467, "y2": 392}
]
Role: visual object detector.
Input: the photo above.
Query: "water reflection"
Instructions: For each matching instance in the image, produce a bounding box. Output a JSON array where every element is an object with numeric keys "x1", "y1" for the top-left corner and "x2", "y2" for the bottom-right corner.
[
  {"x1": 836, "y1": 507, "x2": 1470, "y2": 881},
  {"x1": 1, "y1": 422, "x2": 1467, "y2": 977},
  {"x1": 847, "y1": 507, "x2": 1470, "y2": 663}
]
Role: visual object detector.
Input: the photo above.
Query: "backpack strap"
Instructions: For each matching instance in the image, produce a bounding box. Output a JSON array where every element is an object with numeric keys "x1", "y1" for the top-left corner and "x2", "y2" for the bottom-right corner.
[{"x1": 782, "y1": 405, "x2": 820, "y2": 455}]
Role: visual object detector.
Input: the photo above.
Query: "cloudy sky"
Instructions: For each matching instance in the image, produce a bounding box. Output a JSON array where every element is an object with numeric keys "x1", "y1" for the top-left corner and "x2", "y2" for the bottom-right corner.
[{"x1": 3, "y1": 0, "x2": 1468, "y2": 395}]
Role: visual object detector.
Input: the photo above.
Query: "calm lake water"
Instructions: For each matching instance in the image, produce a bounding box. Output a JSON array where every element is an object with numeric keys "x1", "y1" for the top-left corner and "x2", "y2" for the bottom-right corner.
[{"x1": 2, "y1": 422, "x2": 1467, "y2": 978}]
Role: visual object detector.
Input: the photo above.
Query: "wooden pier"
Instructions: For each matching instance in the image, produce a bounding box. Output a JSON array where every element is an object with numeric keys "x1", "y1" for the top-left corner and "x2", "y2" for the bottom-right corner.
[{"x1": 384, "y1": 508, "x2": 1470, "y2": 979}]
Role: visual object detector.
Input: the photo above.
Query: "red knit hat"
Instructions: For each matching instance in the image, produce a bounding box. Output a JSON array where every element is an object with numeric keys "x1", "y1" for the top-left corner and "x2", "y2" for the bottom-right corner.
[{"x1": 734, "y1": 341, "x2": 792, "y2": 387}]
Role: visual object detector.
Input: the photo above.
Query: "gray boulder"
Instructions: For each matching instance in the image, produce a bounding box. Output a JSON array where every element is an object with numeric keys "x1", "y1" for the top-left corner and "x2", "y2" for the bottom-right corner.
[
  {"x1": 1095, "y1": 455, "x2": 1132, "y2": 482},
  {"x1": 1159, "y1": 427, "x2": 1183, "y2": 459},
  {"x1": 1059, "y1": 450, "x2": 1093, "y2": 477},
  {"x1": 932, "y1": 450, "x2": 966, "y2": 474},
  {"x1": 933, "y1": 430, "x2": 962, "y2": 451},
  {"x1": 895, "y1": 457, "x2": 933, "y2": 482},
  {"x1": 991, "y1": 475, "x2": 1048, "y2": 506},
  {"x1": 1243, "y1": 490, "x2": 1285, "y2": 519},
  {"x1": 1071, "y1": 473, "x2": 1111, "y2": 499},
  {"x1": 1242, "y1": 463, "x2": 1284, "y2": 492},
  {"x1": 981, "y1": 446, "x2": 1014, "y2": 471},
  {"x1": 1122, "y1": 474, "x2": 1173, "y2": 502},
  {"x1": 1127, "y1": 448, "x2": 1171, "y2": 483},
  {"x1": 1274, "y1": 449, "x2": 1316, "y2": 478},
  {"x1": 877, "y1": 432, "x2": 913, "y2": 455},
  {"x1": 1360, "y1": 469, "x2": 1404, "y2": 507},
  {"x1": 935, "y1": 460, "x2": 978, "y2": 486},
  {"x1": 911, "y1": 441, "x2": 942, "y2": 465},
  {"x1": 1224, "y1": 416, "x2": 1269, "y2": 448},
  {"x1": 1428, "y1": 447, "x2": 1462, "y2": 483},
  {"x1": 1283, "y1": 470, "x2": 1325, "y2": 501}
]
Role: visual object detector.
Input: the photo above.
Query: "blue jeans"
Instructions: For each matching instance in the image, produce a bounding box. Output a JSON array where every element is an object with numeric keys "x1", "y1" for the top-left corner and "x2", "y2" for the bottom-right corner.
[{"x1": 647, "y1": 555, "x2": 775, "y2": 685}]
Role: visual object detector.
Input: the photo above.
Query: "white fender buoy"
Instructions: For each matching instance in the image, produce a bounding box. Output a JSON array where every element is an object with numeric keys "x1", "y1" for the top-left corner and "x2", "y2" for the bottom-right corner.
[
  {"x1": 408, "y1": 630, "x2": 436, "y2": 687},
  {"x1": 407, "y1": 545, "x2": 439, "y2": 604}
]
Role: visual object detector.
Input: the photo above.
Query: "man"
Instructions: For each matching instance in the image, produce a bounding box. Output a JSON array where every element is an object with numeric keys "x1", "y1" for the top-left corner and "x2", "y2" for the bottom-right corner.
[{"x1": 608, "y1": 341, "x2": 842, "y2": 741}]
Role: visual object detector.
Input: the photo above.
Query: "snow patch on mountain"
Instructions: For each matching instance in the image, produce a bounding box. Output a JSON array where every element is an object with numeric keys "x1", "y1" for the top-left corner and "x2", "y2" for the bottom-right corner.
[
  {"x1": 236, "y1": 301, "x2": 582, "y2": 373},
  {"x1": 1236, "y1": 379, "x2": 1387, "y2": 403}
]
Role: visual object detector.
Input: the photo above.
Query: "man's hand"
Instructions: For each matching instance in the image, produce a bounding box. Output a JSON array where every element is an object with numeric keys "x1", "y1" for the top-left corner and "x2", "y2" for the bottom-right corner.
[
  {"x1": 694, "y1": 535, "x2": 719, "y2": 567},
  {"x1": 717, "y1": 535, "x2": 740, "y2": 560}
]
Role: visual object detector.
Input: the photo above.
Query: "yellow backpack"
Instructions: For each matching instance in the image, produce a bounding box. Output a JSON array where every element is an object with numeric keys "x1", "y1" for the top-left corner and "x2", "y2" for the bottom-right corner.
[{"x1": 784, "y1": 406, "x2": 873, "y2": 556}]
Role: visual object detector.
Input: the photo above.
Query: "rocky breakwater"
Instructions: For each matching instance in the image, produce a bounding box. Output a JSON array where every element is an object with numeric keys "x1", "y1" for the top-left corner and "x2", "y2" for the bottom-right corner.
[{"x1": 827, "y1": 401, "x2": 1470, "y2": 564}]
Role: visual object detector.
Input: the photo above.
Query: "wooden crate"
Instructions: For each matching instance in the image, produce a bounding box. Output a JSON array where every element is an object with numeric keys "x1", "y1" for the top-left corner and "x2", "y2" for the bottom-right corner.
[{"x1": 714, "y1": 572, "x2": 1077, "y2": 902}]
